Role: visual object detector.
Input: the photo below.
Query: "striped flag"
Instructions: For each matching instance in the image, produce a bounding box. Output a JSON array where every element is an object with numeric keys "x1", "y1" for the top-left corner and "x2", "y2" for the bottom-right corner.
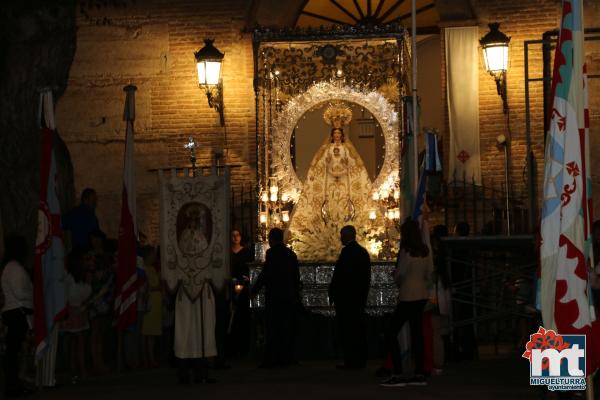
[
  {"x1": 34, "y1": 89, "x2": 67, "y2": 356},
  {"x1": 412, "y1": 131, "x2": 441, "y2": 244},
  {"x1": 540, "y1": 0, "x2": 599, "y2": 374},
  {"x1": 114, "y1": 85, "x2": 139, "y2": 330}
]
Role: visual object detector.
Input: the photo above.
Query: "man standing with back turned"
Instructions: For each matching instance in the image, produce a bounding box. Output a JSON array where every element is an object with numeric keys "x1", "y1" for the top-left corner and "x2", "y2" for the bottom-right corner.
[
  {"x1": 329, "y1": 225, "x2": 371, "y2": 369},
  {"x1": 251, "y1": 228, "x2": 300, "y2": 368}
]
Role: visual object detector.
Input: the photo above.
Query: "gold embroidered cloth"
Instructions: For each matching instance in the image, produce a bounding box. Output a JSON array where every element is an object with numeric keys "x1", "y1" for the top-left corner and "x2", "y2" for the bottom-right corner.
[{"x1": 289, "y1": 138, "x2": 374, "y2": 261}]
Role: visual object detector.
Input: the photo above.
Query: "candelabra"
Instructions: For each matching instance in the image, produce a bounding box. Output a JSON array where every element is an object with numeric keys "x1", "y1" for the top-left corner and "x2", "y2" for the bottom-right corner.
[
  {"x1": 366, "y1": 178, "x2": 401, "y2": 260},
  {"x1": 257, "y1": 177, "x2": 292, "y2": 240},
  {"x1": 369, "y1": 178, "x2": 401, "y2": 224}
]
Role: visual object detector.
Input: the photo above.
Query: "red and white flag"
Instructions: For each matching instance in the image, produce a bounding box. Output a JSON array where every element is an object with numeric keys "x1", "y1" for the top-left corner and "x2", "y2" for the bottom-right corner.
[
  {"x1": 540, "y1": 0, "x2": 599, "y2": 374},
  {"x1": 114, "y1": 85, "x2": 139, "y2": 330},
  {"x1": 34, "y1": 89, "x2": 67, "y2": 355}
]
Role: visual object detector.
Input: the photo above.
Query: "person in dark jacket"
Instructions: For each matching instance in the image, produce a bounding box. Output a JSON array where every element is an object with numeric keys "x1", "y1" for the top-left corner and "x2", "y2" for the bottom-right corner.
[
  {"x1": 329, "y1": 225, "x2": 371, "y2": 369},
  {"x1": 63, "y1": 188, "x2": 101, "y2": 250},
  {"x1": 251, "y1": 228, "x2": 300, "y2": 368}
]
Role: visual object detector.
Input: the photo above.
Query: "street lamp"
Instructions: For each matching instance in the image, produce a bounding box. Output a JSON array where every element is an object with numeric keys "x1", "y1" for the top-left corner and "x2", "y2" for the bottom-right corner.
[
  {"x1": 195, "y1": 39, "x2": 225, "y2": 126},
  {"x1": 480, "y1": 23, "x2": 510, "y2": 113}
]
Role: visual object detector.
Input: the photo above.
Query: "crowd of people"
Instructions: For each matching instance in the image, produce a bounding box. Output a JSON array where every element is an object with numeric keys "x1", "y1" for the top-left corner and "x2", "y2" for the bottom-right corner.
[
  {"x1": 0, "y1": 189, "x2": 174, "y2": 396},
  {"x1": 3, "y1": 186, "x2": 573, "y2": 397},
  {"x1": 0, "y1": 188, "x2": 264, "y2": 396}
]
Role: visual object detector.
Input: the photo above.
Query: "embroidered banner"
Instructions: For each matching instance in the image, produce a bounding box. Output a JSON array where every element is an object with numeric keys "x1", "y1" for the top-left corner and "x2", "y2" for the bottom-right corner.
[{"x1": 159, "y1": 168, "x2": 230, "y2": 299}]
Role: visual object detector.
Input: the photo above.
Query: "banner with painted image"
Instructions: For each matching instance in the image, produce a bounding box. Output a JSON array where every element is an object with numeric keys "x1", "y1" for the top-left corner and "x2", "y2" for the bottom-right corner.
[
  {"x1": 159, "y1": 168, "x2": 230, "y2": 358},
  {"x1": 159, "y1": 169, "x2": 231, "y2": 298}
]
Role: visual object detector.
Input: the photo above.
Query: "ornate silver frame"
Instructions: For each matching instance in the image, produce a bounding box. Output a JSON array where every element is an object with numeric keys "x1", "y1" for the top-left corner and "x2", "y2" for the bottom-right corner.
[{"x1": 271, "y1": 81, "x2": 399, "y2": 202}]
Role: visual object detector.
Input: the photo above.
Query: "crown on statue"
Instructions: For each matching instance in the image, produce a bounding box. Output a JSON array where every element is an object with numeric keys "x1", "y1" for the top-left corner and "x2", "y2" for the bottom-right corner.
[{"x1": 323, "y1": 102, "x2": 353, "y2": 129}]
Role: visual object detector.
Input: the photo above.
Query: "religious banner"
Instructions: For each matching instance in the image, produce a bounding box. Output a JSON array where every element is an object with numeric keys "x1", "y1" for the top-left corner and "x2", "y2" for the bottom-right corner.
[
  {"x1": 540, "y1": 0, "x2": 600, "y2": 376},
  {"x1": 444, "y1": 26, "x2": 481, "y2": 183},
  {"x1": 159, "y1": 168, "x2": 230, "y2": 358}
]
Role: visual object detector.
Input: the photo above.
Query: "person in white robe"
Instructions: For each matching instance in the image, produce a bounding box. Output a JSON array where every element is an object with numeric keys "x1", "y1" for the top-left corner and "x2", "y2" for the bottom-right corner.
[{"x1": 173, "y1": 207, "x2": 217, "y2": 383}]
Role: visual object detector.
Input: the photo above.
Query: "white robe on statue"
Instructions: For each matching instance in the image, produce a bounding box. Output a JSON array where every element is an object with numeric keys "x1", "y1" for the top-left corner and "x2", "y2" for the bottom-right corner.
[
  {"x1": 289, "y1": 138, "x2": 374, "y2": 261},
  {"x1": 174, "y1": 281, "x2": 217, "y2": 359}
]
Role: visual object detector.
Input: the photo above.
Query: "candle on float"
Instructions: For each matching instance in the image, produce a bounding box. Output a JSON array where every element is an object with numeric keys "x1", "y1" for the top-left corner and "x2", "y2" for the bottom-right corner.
[
  {"x1": 386, "y1": 209, "x2": 394, "y2": 220},
  {"x1": 282, "y1": 210, "x2": 290, "y2": 222},
  {"x1": 372, "y1": 191, "x2": 380, "y2": 201},
  {"x1": 259, "y1": 212, "x2": 268, "y2": 224},
  {"x1": 260, "y1": 191, "x2": 268, "y2": 202},
  {"x1": 369, "y1": 242, "x2": 379, "y2": 255},
  {"x1": 269, "y1": 182, "x2": 279, "y2": 195},
  {"x1": 368, "y1": 210, "x2": 377, "y2": 220}
]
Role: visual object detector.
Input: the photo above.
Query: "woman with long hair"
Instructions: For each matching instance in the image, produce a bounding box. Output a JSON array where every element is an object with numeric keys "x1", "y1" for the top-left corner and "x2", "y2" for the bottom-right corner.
[
  {"x1": 228, "y1": 229, "x2": 254, "y2": 357},
  {"x1": 381, "y1": 219, "x2": 433, "y2": 387}
]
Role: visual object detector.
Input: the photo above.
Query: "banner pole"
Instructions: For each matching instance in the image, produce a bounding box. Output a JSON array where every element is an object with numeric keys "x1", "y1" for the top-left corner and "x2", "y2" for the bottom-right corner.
[{"x1": 411, "y1": 0, "x2": 418, "y2": 196}]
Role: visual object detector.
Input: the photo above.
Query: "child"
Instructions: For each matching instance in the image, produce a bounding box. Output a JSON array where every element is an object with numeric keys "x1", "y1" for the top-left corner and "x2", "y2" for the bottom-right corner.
[
  {"x1": 61, "y1": 248, "x2": 93, "y2": 382},
  {"x1": 141, "y1": 246, "x2": 162, "y2": 368}
]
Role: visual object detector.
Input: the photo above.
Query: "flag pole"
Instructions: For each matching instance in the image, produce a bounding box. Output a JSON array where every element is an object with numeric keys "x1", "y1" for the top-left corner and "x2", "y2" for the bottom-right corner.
[{"x1": 411, "y1": 0, "x2": 419, "y2": 197}]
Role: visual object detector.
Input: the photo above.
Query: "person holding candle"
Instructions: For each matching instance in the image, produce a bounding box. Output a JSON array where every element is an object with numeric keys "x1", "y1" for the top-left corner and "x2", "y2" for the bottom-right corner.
[
  {"x1": 251, "y1": 228, "x2": 300, "y2": 368},
  {"x1": 229, "y1": 229, "x2": 254, "y2": 357}
]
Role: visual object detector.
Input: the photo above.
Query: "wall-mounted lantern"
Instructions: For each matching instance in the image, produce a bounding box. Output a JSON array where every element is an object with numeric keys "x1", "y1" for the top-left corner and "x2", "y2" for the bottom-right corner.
[
  {"x1": 195, "y1": 39, "x2": 225, "y2": 126},
  {"x1": 480, "y1": 23, "x2": 510, "y2": 113}
]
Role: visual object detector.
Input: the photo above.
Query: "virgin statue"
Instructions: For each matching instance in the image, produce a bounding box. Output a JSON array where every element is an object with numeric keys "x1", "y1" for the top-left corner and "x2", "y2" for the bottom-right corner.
[
  {"x1": 288, "y1": 102, "x2": 374, "y2": 261},
  {"x1": 178, "y1": 205, "x2": 208, "y2": 256}
]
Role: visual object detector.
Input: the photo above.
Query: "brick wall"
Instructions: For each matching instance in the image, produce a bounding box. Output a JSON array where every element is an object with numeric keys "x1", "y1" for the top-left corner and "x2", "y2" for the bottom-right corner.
[
  {"x1": 56, "y1": 0, "x2": 255, "y2": 242},
  {"x1": 439, "y1": 0, "x2": 600, "y2": 230},
  {"x1": 471, "y1": 0, "x2": 561, "y2": 221},
  {"x1": 55, "y1": 0, "x2": 600, "y2": 242}
]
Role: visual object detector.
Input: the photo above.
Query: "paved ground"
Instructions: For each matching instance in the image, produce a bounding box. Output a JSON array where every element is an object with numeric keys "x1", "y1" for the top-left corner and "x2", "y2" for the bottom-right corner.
[{"x1": 21, "y1": 356, "x2": 565, "y2": 400}]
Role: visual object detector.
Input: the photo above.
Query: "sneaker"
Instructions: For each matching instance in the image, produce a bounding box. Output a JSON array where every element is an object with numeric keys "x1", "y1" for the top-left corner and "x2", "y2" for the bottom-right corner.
[
  {"x1": 380, "y1": 376, "x2": 408, "y2": 387},
  {"x1": 407, "y1": 374, "x2": 428, "y2": 386}
]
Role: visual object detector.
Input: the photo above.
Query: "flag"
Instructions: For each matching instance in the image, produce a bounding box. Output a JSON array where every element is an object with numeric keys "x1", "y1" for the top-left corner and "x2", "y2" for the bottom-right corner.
[
  {"x1": 114, "y1": 85, "x2": 139, "y2": 330},
  {"x1": 540, "y1": 0, "x2": 599, "y2": 374},
  {"x1": 425, "y1": 130, "x2": 442, "y2": 173},
  {"x1": 412, "y1": 131, "x2": 441, "y2": 245},
  {"x1": 33, "y1": 89, "x2": 67, "y2": 356}
]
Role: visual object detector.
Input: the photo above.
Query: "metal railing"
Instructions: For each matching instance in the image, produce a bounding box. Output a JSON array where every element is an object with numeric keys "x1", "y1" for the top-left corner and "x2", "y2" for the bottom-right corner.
[{"x1": 442, "y1": 235, "x2": 537, "y2": 351}]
